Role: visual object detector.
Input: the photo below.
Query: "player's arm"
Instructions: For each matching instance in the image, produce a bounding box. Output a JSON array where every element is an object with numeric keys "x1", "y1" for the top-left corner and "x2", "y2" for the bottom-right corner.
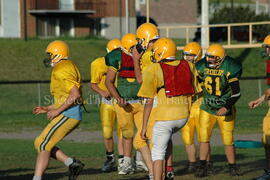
[
  {"x1": 249, "y1": 94, "x2": 266, "y2": 109},
  {"x1": 224, "y1": 80, "x2": 241, "y2": 109},
  {"x1": 90, "y1": 60, "x2": 111, "y2": 98},
  {"x1": 90, "y1": 83, "x2": 110, "y2": 98},
  {"x1": 47, "y1": 86, "x2": 81, "y2": 120},
  {"x1": 217, "y1": 80, "x2": 241, "y2": 116},
  {"x1": 32, "y1": 104, "x2": 55, "y2": 115},
  {"x1": 141, "y1": 98, "x2": 153, "y2": 140},
  {"x1": 105, "y1": 68, "x2": 127, "y2": 107},
  {"x1": 132, "y1": 47, "x2": 143, "y2": 84},
  {"x1": 138, "y1": 65, "x2": 156, "y2": 139}
]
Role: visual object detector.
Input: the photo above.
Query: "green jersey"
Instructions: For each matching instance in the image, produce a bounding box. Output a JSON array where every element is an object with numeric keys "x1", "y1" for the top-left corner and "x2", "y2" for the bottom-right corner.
[
  {"x1": 105, "y1": 48, "x2": 141, "y2": 100},
  {"x1": 196, "y1": 56, "x2": 242, "y2": 115}
]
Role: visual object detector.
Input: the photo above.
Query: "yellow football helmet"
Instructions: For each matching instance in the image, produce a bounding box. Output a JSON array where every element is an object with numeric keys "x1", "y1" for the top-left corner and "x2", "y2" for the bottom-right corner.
[
  {"x1": 106, "y1": 39, "x2": 121, "y2": 53},
  {"x1": 205, "y1": 44, "x2": 225, "y2": 68},
  {"x1": 263, "y1": 35, "x2": 270, "y2": 46},
  {"x1": 136, "y1": 23, "x2": 160, "y2": 50},
  {"x1": 152, "y1": 38, "x2": 176, "y2": 63},
  {"x1": 183, "y1": 42, "x2": 202, "y2": 63},
  {"x1": 44, "y1": 40, "x2": 69, "y2": 67},
  {"x1": 121, "y1": 33, "x2": 137, "y2": 56}
]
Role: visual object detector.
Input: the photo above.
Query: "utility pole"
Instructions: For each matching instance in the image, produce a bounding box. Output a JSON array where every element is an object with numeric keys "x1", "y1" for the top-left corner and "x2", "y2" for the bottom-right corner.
[
  {"x1": 125, "y1": 0, "x2": 129, "y2": 33},
  {"x1": 146, "y1": 0, "x2": 149, "y2": 23},
  {"x1": 201, "y1": 0, "x2": 209, "y2": 52}
]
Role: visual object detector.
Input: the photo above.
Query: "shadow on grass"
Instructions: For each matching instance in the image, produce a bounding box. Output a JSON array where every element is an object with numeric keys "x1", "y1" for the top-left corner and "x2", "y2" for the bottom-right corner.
[
  {"x1": 174, "y1": 153, "x2": 265, "y2": 176},
  {"x1": 0, "y1": 167, "x2": 102, "y2": 180}
]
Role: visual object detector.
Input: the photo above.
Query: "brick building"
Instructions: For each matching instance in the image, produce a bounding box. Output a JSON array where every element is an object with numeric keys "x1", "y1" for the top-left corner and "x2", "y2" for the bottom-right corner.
[
  {"x1": 0, "y1": 0, "x2": 197, "y2": 39},
  {"x1": 0, "y1": 0, "x2": 136, "y2": 39}
]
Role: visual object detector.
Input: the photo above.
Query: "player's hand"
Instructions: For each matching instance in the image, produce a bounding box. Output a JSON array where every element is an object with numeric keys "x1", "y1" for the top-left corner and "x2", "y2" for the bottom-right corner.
[
  {"x1": 117, "y1": 98, "x2": 128, "y2": 108},
  {"x1": 132, "y1": 46, "x2": 143, "y2": 62},
  {"x1": 248, "y1": 98, "x2": 264, "y2": 109},
  {"x1": 216, "y1": 107, "x2": 228, "y2": 116},
  {"x1": 32, "y1": 106, "x2": 48, "y2": 115},
  {"x1": 47, "y1": 109, "x2": 61, "y2": 120},
  {"x1": 140, "y1": 127, "x2": 147, "y2": 140}
]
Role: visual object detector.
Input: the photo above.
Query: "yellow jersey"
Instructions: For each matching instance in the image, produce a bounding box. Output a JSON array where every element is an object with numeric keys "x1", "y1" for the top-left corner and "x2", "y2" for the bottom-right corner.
[
  {"x1": 50, "y1": 60, "x2": 81, "y2": 108},
  {"x1": 90, "y1": 57, "x2": 108, "y2": 91},
  {"x1": 138, "y1": 60, "x2": 200, "y2": 121}
]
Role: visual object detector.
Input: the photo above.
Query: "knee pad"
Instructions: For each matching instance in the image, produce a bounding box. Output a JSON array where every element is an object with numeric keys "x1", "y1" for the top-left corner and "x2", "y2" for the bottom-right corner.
[
  {"x1": 222, "y1": 131, "x2": 233, "y2": 145},
  {"x1": 50, "y1": 146, "x2": 60, "y2": 159},
  {"x1": 102, "y1": 126, "x2": 113, "y2": 139},
  {"x1": 122, "y1": 128, "x2": 134, "y2": 139}
]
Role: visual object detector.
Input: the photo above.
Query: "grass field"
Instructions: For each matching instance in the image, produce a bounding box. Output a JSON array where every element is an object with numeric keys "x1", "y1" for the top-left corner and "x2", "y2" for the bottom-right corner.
[
  {"x1": 0, "y1": 138, "x2": 266, "y2": 180},
  {"x1": 0, "y1": 38, "x2": 269, "y2": 133},
  {"x1": 0, "y1": 38, "x2": 269, "y2": 180}
]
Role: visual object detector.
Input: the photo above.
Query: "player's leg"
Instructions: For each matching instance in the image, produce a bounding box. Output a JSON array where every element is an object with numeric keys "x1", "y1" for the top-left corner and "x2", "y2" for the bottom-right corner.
[
  {"x1": 217, "y1": 114, "x2": 240, "y2": 176},
  {"x1": 34, "y1": 115, "x2": 82, "y2": 179},
  {"x1": 152, "y1": 119, "x2": 187, "y2": 180},
  {"x1": 114, "y1": 103, "x2": 135, "y2": 174},
  {"x1": 165, "y1": 140, "x2": 174, "y2": 180},
  {"x1": 196, "y1": 110, "x2": 216, "y2": 178},
  {"x1": 133, "y1": 103, "x2": 153, "y2": 175},
  {"x1": 255, "y1": 110, "x2": 270, "y2": 180},
  {"x1": 116, "y1": 122, "x2": 124, "y2": 171},
  {"x1": 181, "y1": 116, "x2": 197, "y2": 173},
  {"x1": 100, "y1": 103, "x2": 117, "y2": 172},
  {"x1": 152, "y1": 121, "x2": 173, "y2": 180}
]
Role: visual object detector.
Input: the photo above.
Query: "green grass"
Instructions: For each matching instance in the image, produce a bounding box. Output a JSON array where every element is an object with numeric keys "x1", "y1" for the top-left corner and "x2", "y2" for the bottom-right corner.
[
  {"x1": 0, "y1": 38, "x2": 107, "y2": 81},
  {"x1": 0, "y1": 39, "x2": 268, "y2": 133},
  {"x1": 0, "y1": 138, "x2": 266, "y2": 180}
]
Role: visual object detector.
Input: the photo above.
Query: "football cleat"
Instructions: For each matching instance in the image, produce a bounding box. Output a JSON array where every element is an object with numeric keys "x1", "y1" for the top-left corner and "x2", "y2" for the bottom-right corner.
[
  {"x1": 118, "y1": 160, "x2": 135, "y2": 175},
  {"x1": 228, "y1": 164, "x2": 241, "y2": 176},
  {"x1": 68, "y1": 158, "x2": 84, "y2": 180},
  {"x1": 101, "y1": 157, "x2": 115, "y2": 172},
  {"x1": 135, "y1": 160, "x2": 148, "y2": 172},
  {"x1": 253, "y1": 169, "x2": 270, "y2": 180}
]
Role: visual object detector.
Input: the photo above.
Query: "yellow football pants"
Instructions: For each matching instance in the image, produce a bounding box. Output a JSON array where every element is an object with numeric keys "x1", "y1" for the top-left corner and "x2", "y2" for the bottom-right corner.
[
  {"x1": 100, "y1": 103, "x2": 122, "y2": 139},
  {"x1": 199, "y1": 110, "x2": 235, "y2": 145},
  {"x1": 34, "y1": 114, "x2": 79, "y2": 152},
  {"x1": 263, "y1": 108, "x2": 270, "y2": 147},
  {"x1": 181, "y1": 99, "x2": 201, "y2": 145},
  {"x1": 114, "y1": 102, "x2": 148, "y2": 149}
]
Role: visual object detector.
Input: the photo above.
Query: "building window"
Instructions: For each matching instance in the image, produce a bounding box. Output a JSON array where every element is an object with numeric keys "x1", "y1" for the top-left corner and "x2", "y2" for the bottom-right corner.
[
  {"x1": 59, "y1": 17, "x2": 72, "y2": 36},
  {"x1": 37, "y1": 17, "x2": 56, "y2": 37},
  {"x1": 37, "y1": 17, "x2": 74, "y2": 37}
]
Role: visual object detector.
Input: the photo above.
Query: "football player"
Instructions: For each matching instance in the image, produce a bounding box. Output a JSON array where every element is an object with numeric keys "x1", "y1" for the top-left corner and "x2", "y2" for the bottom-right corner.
[
  {"x1": 90, "y1": 39, "x2": 124, "y2": 172},
  {"x1": 105, "y1": 33, "x2": 142, "y2": 175},
  {"x1": 248, "y1": 35, "x2": 270, "y2": 180},
  {"x1": 181, "y1": 42, "x2": 207, "y2": 173},
  {"x1": 132, "y1": 22, "x2": 160, "y2": 178},
  {"x1": 195, "y1": 44, "x2": 242, "y2": 178},
  {"x1": 32, "y1": 40, "x2": 84, "y2": 180},
  {"x1": 139, "y1": 38, "x2": 199, "y2": 180}
]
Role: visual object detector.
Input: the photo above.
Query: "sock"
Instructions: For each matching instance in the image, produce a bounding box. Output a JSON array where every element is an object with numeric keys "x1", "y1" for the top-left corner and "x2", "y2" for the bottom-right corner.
[
  {"x1": 33, "y1": 176, "x2": 42, "y2": 180},
  {"x1": 64, "y1": 157, "x2": 74, "y2": 167},
  {"x1": 136, "y1": 151, "x2": 143, "y2": 161},
  {"x1": 166, "y1": 166, "x2": 174, "y2": 172},
  {"x1": 200, "y1": 160, "x2": 207, "y2": 166},
  {"x1": 228, "y1": 163, "x2": 236, "y2": 167},
  {"x1": 124, "y1": 156, "x2": 131, "y2": 164},
  {"x1": 118, "y1": 155, "x2": 124, "y2": 159}
]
